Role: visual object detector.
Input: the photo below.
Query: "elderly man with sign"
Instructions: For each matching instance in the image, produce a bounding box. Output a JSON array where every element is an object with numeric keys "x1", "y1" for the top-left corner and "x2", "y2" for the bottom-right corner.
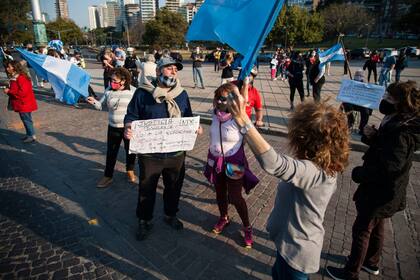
[{"x1": 124, "y1": 57, "x2": 202, "y2": 241}]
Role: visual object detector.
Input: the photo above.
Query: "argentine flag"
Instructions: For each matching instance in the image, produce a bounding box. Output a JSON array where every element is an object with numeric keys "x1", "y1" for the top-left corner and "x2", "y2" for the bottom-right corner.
[
  {"x1": 319, "y1": 43, "x2": 345, "y2": 65},
  {"x1": 17, "y1": 48, "x2": 90, "y2": 105}
]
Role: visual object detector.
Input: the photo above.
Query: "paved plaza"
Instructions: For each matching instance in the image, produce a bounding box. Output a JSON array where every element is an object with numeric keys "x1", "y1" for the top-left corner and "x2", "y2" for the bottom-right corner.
[{"x1": 0, "y1": 59, "x2": 419, "y2": 279}]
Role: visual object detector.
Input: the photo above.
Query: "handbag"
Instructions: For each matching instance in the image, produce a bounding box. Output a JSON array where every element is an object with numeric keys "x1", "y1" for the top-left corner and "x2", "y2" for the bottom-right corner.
[{"x1": 219, "y1": 121, "x2": 245, "y2": 180}]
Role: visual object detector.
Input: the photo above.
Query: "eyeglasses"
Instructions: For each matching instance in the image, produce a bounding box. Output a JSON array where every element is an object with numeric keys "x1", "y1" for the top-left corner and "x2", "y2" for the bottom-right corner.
[{"x1": 217, "y1": 96, "x2": 228, "y2": 104}]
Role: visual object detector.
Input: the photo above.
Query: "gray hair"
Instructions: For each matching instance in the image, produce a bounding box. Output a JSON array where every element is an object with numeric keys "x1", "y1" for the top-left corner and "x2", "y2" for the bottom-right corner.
[{"x1": 145, "y1": 54, "x2": 155, "y2": 62}]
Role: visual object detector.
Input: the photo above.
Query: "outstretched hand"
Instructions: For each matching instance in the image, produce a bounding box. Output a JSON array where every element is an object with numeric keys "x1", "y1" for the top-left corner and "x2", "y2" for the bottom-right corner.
[{"x1": 227, "y1": 87, "x2": 250, "y2": 127}]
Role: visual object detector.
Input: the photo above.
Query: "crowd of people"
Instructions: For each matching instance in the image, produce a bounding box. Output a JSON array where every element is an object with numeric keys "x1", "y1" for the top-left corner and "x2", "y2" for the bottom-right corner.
[{"x1": 1, "y1": 41, "x2": 419, "y2": 280}]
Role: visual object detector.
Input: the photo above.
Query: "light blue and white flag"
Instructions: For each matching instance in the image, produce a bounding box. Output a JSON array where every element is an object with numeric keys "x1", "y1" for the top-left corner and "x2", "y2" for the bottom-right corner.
[
  {"x1": 319, "y1": 43, "x2": 345, "y2": 65},
  {"x1": 17, "y1": 48, "x2": 90, "y2": 105},
  {"x1": 186, "y1": 0, "x2": 285, "y2": 80}
]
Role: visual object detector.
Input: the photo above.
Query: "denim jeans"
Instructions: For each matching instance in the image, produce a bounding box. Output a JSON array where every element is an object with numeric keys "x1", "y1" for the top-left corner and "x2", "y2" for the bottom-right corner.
[
  {"x1": 272, "y1": 252, "x2": 308, "y2": 280},
  {"x1": 19, "y1": 112, "x2": 35, "y2": 137},
  {"x1": 193, "y1": 67, "x2": 204, "y2": 87}
]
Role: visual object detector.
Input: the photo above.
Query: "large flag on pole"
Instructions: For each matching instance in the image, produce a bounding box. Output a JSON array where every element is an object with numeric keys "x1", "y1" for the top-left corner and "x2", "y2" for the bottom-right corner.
[
  {"x1": 319, "y1": 43, "x2": 345, "y2": 65},
  {"x1": 186, "y1": 0, "x2": 285, "y2": 80},
  {"x1": 17, "y1": 48, "x2": 90, "y2": 105}
]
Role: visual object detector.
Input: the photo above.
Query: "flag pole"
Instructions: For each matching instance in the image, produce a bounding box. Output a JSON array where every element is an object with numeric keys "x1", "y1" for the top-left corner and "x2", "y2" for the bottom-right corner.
[{"x1": 339, "y1": 34, "x2": 352, "y2": 79}]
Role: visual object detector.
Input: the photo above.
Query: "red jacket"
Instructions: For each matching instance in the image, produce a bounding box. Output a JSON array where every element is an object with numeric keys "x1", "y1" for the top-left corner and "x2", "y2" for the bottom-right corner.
[{"x1": 7, "y1": 74, "x2": 38, "y2": 113}]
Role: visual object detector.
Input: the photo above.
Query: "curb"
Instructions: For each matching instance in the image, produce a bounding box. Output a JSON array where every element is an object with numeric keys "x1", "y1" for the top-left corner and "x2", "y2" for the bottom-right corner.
[{"x1": 33, "y1": 89, "x2": 420, "y2": 162}]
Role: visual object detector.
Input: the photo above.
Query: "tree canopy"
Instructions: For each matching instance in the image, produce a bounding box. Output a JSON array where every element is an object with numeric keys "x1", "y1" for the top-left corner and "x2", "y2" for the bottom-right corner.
[
  {"x1": 0, "y1": 0, "x2": 33, "y2": 44},
  {"x1": 142, "y1": 8, "x2": 188, "y2": 48},
  {"x1": 46, "y1": 18, "x2": 83, "y2": 45}
]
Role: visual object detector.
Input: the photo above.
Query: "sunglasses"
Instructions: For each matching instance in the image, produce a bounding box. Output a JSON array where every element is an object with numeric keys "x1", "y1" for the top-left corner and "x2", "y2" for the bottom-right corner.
[{"x1": 217, "y1": 96, "x2": 228, "y2": 104}]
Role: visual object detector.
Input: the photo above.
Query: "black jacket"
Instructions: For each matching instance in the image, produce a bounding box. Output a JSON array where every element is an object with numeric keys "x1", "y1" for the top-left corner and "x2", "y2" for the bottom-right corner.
[{"x1": 352, "y1": 115, "x2": 420, "y2": 218}]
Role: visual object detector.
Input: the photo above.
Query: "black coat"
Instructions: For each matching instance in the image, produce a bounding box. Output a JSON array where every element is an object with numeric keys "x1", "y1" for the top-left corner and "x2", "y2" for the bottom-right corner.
[{"x1": 352, "y1": 115, "x2": 420, "y2": 218}]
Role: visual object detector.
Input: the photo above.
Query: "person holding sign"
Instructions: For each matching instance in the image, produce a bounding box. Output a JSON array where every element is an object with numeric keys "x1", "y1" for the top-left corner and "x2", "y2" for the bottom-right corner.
[
  {"x1": 226, "y1": 93, "x2": 349, "y2": 279},
  {"x1": 204, "y1": 83, "x2": 259, "y2": 248},
  {"x1": 124, "y1": 57, "x2": 197, "y2": 241},
  {"x1": 86, "y1": 68, "x2": 137, "y2": 188},
  {"x1": 327, "y1": 81, "x2": 420, "y2": 280}
]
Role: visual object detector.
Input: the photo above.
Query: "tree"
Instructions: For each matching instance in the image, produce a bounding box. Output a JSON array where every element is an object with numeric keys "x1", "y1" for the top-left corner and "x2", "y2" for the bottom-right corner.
[
  {"x1": 129, "y1": 21, "x2": 145, "y2": 46},
  {"x1": 266, "y1": 6, "x2": 324, "y2": 47},
  {"x1": 46, "y1": 18, "x2": 83, "y2": 45},
  {"x1": 142, "y1": 8, "x2": 188, "y2": 48},
  {"x1": 0, "y1": 0, "x2": 33, "y2": 44},
  {"x1": 395, "y1": 1, "x2": 420, "y2": 34},
  {"x1": 320, "y1": 3, "x2": 374, "y2": 38}
]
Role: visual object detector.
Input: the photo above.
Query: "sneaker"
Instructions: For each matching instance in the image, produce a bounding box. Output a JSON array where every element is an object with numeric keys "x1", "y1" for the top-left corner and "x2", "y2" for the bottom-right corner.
[
  {"x1": 127, "y1": 170, "x2": 136, "y2": 183},
  {"x1": 136, "y1": 220, "x2": 153, "y2": 241},
  {"x1": 272, "y1": 78, "x2": 277, "y2": 81},
  {"x1": 361, "y1": 264, "x2": 379, "y2": 275},
  {"x1": 243, "y1": 226, "x2": 253, "y2": 248},
  {"x1": 326, "y1": 266, "x2": 350, "y2": 280},
  {"x1": 164, "y1": 216, "x2": 183, "y2": 230},
  {"x1": 97, "y1": 176, "x2": 112, "y2": 188},
  {"x1": 212, "y1": 216, "x2": 230, "y2": 234},
  {"x1": 201, "y1": 86, "x2": 205, "y2": 89},
  {"x1": 22, "y1": 136, "x2": 36, "y2": 143}
]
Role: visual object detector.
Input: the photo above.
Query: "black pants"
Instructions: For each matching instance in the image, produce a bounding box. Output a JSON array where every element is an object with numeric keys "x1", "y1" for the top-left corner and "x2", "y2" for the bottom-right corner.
[
  {"x1": 312, "y1": 80, "x2": 324, "y2": 103},
  {"x1": 214, "y1": 59, "x2": 220, "y2": 72},
  {"x1": 345, "y1": 214, "x2": 386, "y2": 279},
  {"x1": 104, "y1": 126, "x2": 136, "y2": 178},
  {"x1": 136, "y1": 153, "x2": 185, "y2": 221},
  {"x1": 367, "y1": 67, "x2": 377, "y2": 83},
  {"x1": 289, "y1": 80, "x2": 305, "y2": 105}
]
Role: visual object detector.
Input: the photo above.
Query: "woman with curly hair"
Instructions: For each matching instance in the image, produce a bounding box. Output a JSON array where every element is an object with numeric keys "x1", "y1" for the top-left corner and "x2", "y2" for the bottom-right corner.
[
  {"x1": 227, "y1": 93, "x2": 349, "y2": 279},
  {"x1": 327, "y1": 81, "x2": 420, "y2": 280},
  {"x1": 86, "y1": 67, "x2": 137, "y2": 188},
  {"x1": 3, "y1": 60, "x2": 38, "y2": 143}
]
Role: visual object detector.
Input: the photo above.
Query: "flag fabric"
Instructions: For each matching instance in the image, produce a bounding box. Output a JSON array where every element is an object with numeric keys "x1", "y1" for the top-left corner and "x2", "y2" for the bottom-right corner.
[
  {"x1": 319, "y1": 43, "x2": 345, "y2": 65},
  {"x1": 17, "y1": 48, "x2": 90, "y2": 105},
  {"x1": 186, "y1": 0, "x2": 285, "y2": 80}
]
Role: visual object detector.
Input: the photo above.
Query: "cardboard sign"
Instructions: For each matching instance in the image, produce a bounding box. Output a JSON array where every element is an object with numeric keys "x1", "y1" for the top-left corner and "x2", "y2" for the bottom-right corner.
[{"x1": 337, "y1": 79, "x2": 386, "y2": 109}]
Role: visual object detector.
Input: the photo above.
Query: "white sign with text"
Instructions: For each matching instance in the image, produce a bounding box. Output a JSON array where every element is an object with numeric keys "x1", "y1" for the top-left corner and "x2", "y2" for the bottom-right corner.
[
  {"x1": 337, "y1": 79, "x2": 386, "y2": 109},
  {"x1": 129, "y1": 117, "x2": 200, "y2": 154}
]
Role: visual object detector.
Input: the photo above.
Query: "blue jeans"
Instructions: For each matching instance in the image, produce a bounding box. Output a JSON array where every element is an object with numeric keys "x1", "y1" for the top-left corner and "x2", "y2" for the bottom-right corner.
[
  {"x1": 272, "y1": 252, "x2": 308, "y2": 280},
  {"x1": 193, "y1": 67, "x2": 204, "y2": 87},
  {"x1": 19, "y1": 112, "x2": 35, "y2": 137}
]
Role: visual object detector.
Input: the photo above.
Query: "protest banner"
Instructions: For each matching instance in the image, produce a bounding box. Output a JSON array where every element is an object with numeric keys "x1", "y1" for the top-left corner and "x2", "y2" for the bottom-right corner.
[
  {"x1": 337, "y1": 79, "x2": 386, "y2": 109},
  {"x1": 129, "y1": 117, "x2": 200, "y2": 154}
]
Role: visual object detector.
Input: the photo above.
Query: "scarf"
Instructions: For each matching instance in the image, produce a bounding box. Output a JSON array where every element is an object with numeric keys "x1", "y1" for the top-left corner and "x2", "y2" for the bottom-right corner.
[
  {"x1": 215, "y1": 109, "x2": 232, "y2": 123},
  {"x1": 152, "y1": 79, "x2": 184, "y2": 118}
]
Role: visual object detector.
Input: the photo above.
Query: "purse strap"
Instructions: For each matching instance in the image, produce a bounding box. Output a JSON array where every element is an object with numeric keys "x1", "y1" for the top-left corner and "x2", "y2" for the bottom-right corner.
[{"x1": 219, "y1": 121, "x2": 225, "y2": 160}]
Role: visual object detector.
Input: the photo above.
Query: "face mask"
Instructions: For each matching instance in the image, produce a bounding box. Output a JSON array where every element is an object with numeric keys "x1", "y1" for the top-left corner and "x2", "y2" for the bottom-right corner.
[
  {"x1": 110, "y1": 82, "x2": 122, "y2": 90},
  {"x1": 379, "y1": 99, "x2": 396, "y2": 115},
  {"x1": 159, "y1": 74, "x2": 176, "y2": 87}
]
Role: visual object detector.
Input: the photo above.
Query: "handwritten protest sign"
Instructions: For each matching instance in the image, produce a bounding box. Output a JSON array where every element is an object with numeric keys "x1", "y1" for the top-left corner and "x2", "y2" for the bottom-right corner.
[
  {"x1": 129, "y1": 117, "x2": 200, "y2": 154},
  {"x1": 337, "y1": 79, "x2": 386, "y2": 109}
]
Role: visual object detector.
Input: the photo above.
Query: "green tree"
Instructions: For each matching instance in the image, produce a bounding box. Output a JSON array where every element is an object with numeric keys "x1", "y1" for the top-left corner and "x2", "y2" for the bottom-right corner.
[
  {"x1": 46, "y1": 18, "x2": 83, "y2": 45},
  {"x1": 320, "y1": 3, "x2": 374, "y2": 38},
  {"x1": 0, "y1": 0, "x2": 33, "y2": 44},
  {"x1": 142, "y1": 8, "x2": 188, "y2": 48}
]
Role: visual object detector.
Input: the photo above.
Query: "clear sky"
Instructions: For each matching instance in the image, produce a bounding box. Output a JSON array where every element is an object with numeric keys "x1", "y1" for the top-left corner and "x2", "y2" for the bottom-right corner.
[{"x1": 39, "y1": 0, "x2": 176, "y2": 28}]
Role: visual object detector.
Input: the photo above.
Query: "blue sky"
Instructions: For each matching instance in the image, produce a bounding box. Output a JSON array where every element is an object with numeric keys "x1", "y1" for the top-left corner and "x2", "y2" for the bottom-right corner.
[{"x1": 39, "y1": 0, "x2": 172, "y2": 28}]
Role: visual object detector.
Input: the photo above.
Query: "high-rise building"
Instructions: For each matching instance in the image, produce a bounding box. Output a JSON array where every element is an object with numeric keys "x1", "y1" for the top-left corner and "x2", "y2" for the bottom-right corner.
[
  {"x1": 88, "y1": 6, "x2": 99, "y2": 30},
  {"x1": 179, "y1": 3, "x2": 197, "y2": 23},
  {"x1": 55, "y1": 0, "x2": 69, "y2": 19},
  {"x1": 165, "y1": 0, "x2": 181, "y2": 13},
  {"x1": 125, "y1": 4, "x2": 141, "y2": 29},
  {"x1": 287, "y1": 0, "x2": 320, "y2": 11},
  {"x1": 97, "y1": 5, "x2": 109, "y2": 28},
  {"x1": 139, "y1": 0, "x2": 158, "y2": 23},
  {"x1": 106, "y1": 1, "x2": 120, "y2": 27},
  {"x1": 195, "y1": 0, "x2": 205, "y2": 10}
]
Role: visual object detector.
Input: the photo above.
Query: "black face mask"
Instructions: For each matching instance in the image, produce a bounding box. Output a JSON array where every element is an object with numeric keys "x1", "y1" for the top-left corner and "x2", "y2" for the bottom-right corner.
[{"x1": 379, "y1": 99, "x2": 396, "y2": 115}]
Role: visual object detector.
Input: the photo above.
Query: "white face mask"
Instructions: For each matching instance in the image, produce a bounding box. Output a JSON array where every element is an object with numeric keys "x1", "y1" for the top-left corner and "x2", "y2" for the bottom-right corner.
[{"x1": 159, "y1": 74, "x2": 176, "y2": 87}]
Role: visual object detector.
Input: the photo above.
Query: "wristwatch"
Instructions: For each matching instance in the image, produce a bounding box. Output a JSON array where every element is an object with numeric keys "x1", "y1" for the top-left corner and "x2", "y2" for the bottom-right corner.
[{"x1": 240, "y1": 122, "x2": 254, "y2": 135}]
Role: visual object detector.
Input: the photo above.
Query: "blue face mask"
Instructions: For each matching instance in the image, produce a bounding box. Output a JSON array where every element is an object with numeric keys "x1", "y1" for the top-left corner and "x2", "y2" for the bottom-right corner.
[{"x1": 159, "y1": 74, "x2": 176, "y2": 87}]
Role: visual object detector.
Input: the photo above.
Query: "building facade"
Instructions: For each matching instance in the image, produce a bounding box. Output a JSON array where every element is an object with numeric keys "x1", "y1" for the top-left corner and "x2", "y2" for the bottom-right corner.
[
  {"x1": 125, "y1": 4, "x2": 141, "y2": 29},
  {"x1": 179, "y1": 3, "x2": 197, "y2": 23},
  {"x1": 165, "y1": 0, "x2": 181, "y2": 13},
  {"x1": 139, "y1": 0, "x2": 158, "y2": 23},
  {"x1": 55, "y1": 0, "x2": 69, "y2": 19}
]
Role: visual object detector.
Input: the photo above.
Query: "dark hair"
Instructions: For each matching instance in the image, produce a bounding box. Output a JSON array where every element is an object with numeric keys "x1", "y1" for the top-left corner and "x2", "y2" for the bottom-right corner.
[
  {"x1": 387, "y1": 81, "x2": 420, "y2": 117},
  {"x1": 213, "y1": 83, "x2": 238, "y2": 108},
  {"x1": 5, "y1": 60, "x2": 29, "y2": 78},
  {"x1": 111, "y1": 67, "x2": 131, "y2": 90}
]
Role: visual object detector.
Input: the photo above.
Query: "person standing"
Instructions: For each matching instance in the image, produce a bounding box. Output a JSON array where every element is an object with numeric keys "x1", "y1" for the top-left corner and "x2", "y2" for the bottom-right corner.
[
  {"x1": 287, "y1": 52, "x2": 305, "y2": 111},
  {"x1": 395, "y1": 50, "x2": 408, "y2": 82},
  {"x1": 220, "y1": 52, "x2": 235, "y2": 84},
  {"x1": 344, "y1": 49, "x2": 351, "y2": 75},
  {"x1": 326, "y1": 81, "x2": 420, "y2": 280},
  {"x1": 309, "y1": 54, "x2": 326, "y2": 103},
  {"x1": 114, "y1": 47, "x2": 126, "y2": 68},
  {"x1": 24, "y1": 44, "x2": 44, "y2": 88},
  {"x1": 86, "y1": 68, "x2": 137, "y2": 188},
  {"x1": 214, "y1": 48, "x2": 221, "y2": 72},
  {"x1": 124, "y1": 57, "x2": 199, "y2": 240},
  {"x1": 305, "y1": 50, "x2": 316, "y2": 97},
  {"x1": 138, "y1": 54, "x2": 157, "y2": 87},
  {"x1": 191, "y1": 47, "x2": 205, "y2": 89},
  {"x1": 124, "y1": 47, "x2": 141, "y2": 88},
  {"x1": 270, "y1": 54, "x2": 279, "y2": 81},
  {"x1": 379, "y1": 51, "x2": 396, "y2": 88},
  {"x1": 102, "y1": 48, "x2": 115, "y2": 90},
  {"x1": 363, "y1": 51, "x2": 380, "y2": 84},
  {"x1": 3, "y1": 60, "x2": 38, "y2": 143}
]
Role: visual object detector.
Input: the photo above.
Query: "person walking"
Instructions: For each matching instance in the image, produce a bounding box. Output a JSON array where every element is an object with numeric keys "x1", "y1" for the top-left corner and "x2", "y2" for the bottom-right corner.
[
  {"x1": 86, "y1": 68, "x2": 137, "y2": 188},
  {"x1": 204, "y1": 83, "x2": 259, "y2": 248},
  {"x1": 124, "y1": 57, "x2": 199, "y2": 241},
  {"x1": 378, "y1": 51, "x2": 396, "y2": 88},
  {"x1": 191, "y1": 47, "x2": 205, "y2": 89},
  {"x1": 326, "y1": 81, "x2": 420, "y2": 280},
  {"x1": 309, "y1": 54, "x2": 326, "y2": 103},
  {"x1": 3, "y1": 60, "x2": 38, "y2": 143},
  {"x1": 363, "y1": 51, "x2": 380, "y2": 84},
  {"x1": 227, "y1": 92, "x2": 350, "y2": 280},
  {"x1": 305, "y1": 50, "x2": 316, "y2": 97},
  {"x1": 286, "y1": 52, "x2": 305, "y2": 111},
  {"x1": 395, "y1": 50, "x2": 408, "y2": 82},
  {"x1": 270, "y1": 54, "x2": 279, "y2": 81}
]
